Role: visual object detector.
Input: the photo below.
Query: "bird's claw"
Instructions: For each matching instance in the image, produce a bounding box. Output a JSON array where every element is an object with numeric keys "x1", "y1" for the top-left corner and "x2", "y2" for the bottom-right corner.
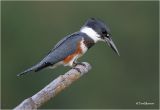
[
  {"x1": 72, "y1": 67, "x2": 81, "y2": 73},
  {"x1": 74, "y1": 62, "x2": 86, "y2": 67}
]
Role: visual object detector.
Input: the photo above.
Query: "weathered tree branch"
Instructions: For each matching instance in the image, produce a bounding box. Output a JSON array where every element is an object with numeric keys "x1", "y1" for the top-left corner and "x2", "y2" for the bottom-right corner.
[{"x1": 14, "y1": 62, "x2": 91, "y2": 110}]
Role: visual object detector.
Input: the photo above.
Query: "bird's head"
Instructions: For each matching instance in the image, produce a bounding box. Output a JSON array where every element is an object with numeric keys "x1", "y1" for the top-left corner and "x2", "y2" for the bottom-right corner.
[{"x1": 80, "y1": 18, "x2": 120, "y2": 56}]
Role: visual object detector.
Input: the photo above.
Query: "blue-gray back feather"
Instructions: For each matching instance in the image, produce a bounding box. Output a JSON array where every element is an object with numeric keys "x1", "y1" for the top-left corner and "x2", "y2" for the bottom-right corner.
[
  {"x1": 43, "y1": 32, "x2": 84, "y2": 64},
  {"x1": 17, "y1": 32, "x2": 86, "y2": 76}
]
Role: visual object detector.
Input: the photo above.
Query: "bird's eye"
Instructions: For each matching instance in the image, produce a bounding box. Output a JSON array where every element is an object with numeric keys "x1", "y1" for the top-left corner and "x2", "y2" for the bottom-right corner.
[
  {"x1": 102, "y1": 31, "x2": 107, "y2": 35},
  {"x1": 102, "y1": 31, "x2": 107, "y2": 39}
]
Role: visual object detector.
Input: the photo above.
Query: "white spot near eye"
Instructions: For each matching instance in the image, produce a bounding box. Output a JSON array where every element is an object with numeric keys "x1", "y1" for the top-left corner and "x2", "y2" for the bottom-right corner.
[{"x1": 107, "y1": 34, "x2": 110, "y2": 37}]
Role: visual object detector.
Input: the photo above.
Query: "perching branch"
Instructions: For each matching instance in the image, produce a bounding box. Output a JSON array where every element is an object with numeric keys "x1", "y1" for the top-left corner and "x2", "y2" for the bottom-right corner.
[{"x1": 14, "y1": 62, "x2": 91, "y2": 110}]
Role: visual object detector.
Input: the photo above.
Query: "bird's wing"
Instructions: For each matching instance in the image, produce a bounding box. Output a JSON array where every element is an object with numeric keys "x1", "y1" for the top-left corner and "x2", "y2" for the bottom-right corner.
[
  {"x1": 17, "y1": 32, "x2": 84, "y2": 76},
  {"x1": 40, "y1": 32, "x2": 83, "y2": 66},
  {"x1": 49, "y1": 32, "x2": 79, "y2": 53}
]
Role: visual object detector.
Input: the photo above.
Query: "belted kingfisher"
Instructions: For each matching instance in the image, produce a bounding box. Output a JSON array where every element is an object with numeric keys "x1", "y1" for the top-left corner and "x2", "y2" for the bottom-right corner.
[{"x1": 17, "y1": 18, "x2": 119, "y2": 76}]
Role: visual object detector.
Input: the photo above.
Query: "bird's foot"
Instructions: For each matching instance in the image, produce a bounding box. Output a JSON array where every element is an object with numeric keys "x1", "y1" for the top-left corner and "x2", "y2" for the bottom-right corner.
[
  {"x1": 72, "y1": 62, "x2": 86, "y2": 73},
  {"x1": 72, "y1": 67, "x2": 81, "y2": 73},
  {"x1": 73, "y1": 62, "x2": 86, "y2": 67}
]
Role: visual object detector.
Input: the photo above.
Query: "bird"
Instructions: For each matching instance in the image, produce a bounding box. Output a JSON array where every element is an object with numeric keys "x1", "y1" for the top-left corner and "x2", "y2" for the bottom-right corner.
[{"x1": 17, "y1": 18, "x2": 120, "y2": 76}]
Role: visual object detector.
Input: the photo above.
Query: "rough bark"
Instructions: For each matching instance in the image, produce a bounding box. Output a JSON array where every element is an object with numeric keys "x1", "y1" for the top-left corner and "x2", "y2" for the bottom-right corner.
[{"x1": 14, "y1": 62, "x2": 91, "y2": 110}]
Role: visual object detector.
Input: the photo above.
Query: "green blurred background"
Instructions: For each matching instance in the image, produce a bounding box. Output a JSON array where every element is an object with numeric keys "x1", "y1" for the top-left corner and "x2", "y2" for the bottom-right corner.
[{"x1": 1, "y1": 1, "x2": 159, "y2": 109}]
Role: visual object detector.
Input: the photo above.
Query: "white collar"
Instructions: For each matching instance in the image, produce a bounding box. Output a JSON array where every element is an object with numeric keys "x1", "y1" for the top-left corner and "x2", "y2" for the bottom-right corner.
[{"x1": 80, "y1": 26, "x2": 101, "y2": 43}]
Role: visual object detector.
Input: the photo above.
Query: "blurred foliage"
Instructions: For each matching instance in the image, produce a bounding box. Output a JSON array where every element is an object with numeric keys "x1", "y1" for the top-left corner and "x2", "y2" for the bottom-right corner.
[{"x1": 1, "y1": 1, "x2": 159, "y2": 109}]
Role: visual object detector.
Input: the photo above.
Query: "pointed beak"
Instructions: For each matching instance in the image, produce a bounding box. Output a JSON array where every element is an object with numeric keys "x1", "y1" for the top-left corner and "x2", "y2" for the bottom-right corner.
[{"x1": 105, "y1": 37, "x2": 120, "y2": 56}]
